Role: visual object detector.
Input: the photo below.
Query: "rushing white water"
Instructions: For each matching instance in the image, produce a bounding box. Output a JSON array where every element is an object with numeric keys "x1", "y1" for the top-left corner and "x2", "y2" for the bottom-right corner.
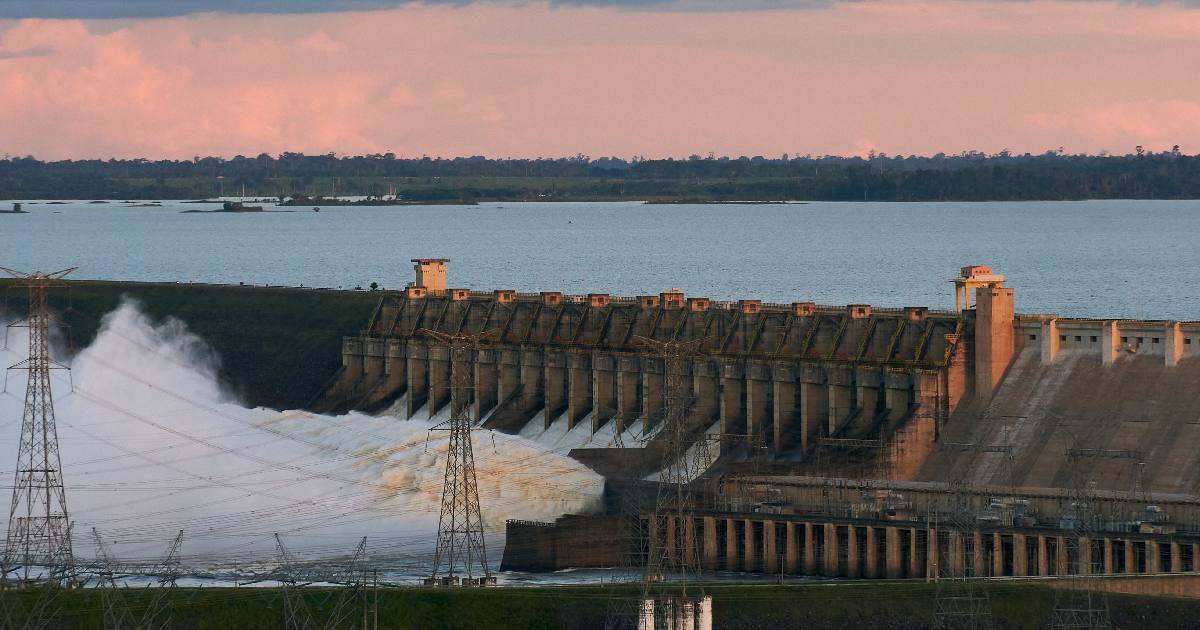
[{"x1": 0, "y1": 302, "x2": 604, "y2": 578}]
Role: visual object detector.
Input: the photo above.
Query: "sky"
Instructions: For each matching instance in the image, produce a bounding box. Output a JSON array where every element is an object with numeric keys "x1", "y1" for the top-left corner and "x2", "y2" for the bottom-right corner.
[{"x1": 0, "y1": 0, "x2": 1197, "y2": 159}]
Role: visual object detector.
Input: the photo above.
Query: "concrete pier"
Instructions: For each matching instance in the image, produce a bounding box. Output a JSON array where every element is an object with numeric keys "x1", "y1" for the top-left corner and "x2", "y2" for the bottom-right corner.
[
  {"x1": 744, "y1": 518, "x2": 758, "y2": 572},
  {"x1": 702, "y1": 516, "x2": 718, "y2": 571},
  {"x1": 824, "y1": 523, "x2": 839, "y2": 576},
  {"x1": 886, "y1": 527, "x2": 902, "y2": 578},
  {"x1": 865, "y1": 526, "x2": 879, "y2": 578},
  {"x1": 567, "y1": 353, "x2": 591, "y2": 429},
  {"x1": 803, "y1": 523, "x2": 816, "y2": 574}
]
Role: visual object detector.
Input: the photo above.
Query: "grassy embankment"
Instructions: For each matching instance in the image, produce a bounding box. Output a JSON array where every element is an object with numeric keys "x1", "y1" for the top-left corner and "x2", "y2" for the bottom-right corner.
[
  {"x1": 3, "y1": 581, "x2": 1198, "y2": 629},
  {"x1": 0, "y1": 280, "x2": 380, "y2": 410}
]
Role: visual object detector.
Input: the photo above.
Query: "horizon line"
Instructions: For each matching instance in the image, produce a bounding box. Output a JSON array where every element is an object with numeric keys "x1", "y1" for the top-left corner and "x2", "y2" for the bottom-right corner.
[{"x1": 2, "y1": 148, "x2": 1193, "y2": 163}]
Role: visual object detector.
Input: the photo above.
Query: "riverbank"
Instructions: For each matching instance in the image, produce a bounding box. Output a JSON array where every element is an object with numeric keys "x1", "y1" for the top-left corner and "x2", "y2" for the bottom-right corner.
[
  {"x1": 3, "y1": 581, "x2": 1198, "y2": 629},
  {"x1": 4, "y1": 151, "x2": 1200, "y2": 201}
]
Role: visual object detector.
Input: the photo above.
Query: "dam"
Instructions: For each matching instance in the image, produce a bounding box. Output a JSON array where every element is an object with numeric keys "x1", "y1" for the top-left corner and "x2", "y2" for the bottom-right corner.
[
  {"x1": 325, "y1": 260, "x2": 982, "y2": 475},
  {"x1": 326, "y1": 261, "x2": 1200, "y2": 480},
  {"x1": 319, "y1": 259, "x2": 1200, "y2": 580}
]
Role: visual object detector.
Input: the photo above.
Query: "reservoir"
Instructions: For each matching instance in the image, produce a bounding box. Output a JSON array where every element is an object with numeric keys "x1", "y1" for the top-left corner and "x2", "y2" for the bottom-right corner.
[{"x1": 4, "y1": 199, "x2": 1199, "y2": 319}]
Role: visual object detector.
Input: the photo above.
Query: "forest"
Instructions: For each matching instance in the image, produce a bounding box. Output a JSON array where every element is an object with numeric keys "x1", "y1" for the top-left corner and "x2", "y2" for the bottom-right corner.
[{"x1": 0, "y1": 149, "x2": 1197, "y2": 201}]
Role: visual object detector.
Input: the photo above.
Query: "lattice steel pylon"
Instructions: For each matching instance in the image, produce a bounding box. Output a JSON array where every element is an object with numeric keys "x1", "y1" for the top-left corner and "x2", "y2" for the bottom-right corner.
[
  {"x1": 322, "y1": 537, "x2": 368, "y2": 630},
  {"x1": 276, "y1": 534, "x2": 318, "y2": 630},
  {"x1": 274, "y1": 534, "x2": 370, "y2": 630},
  {"x1": 89, "y1": 528, "x2": 131, "y2": 630},
  {"x1": 1049, "y1": 442, "x2": 1138, "y2": 630},
  {"x1": 2, "y1": 267, "x2": 77, "y2": 588},
  {"x1": 604, "y1": 335, "x2": 711, "y2": 630},
  {"x1": 931, "y1": 439, "x2": 1003, "y2": 630},
  {"x1": 133, "y1": 529, "x2": 184, "y2": 630},
  {"x1": 420, "y1": 329, "x2": 494, "y2": 587}
]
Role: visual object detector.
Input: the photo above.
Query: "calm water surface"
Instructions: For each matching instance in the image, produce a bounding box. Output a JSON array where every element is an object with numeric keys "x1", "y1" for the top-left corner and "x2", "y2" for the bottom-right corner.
[{"x1": 4, "y1": 200, "x2": 1198, "y2": 319}]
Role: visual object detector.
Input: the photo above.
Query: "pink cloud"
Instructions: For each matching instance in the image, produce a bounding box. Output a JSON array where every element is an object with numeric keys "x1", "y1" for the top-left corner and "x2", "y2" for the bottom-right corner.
[
  {"x1": 1027, "y1": 100, "x2": 1200, "y2": 151},
  {"x1": 0, "y1": 2, "x2": 1198, "y2": 159}
]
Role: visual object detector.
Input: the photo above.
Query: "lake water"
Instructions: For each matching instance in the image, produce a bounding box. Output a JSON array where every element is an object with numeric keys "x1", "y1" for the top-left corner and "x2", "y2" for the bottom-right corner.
[{"x1": 4, "y1": 199, "x2": 1199, "y2": 320}]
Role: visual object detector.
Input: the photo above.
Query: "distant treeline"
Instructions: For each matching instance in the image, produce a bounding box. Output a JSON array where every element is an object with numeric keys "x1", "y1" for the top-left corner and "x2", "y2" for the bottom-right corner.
[{"x1": 2, "y1": 149, "x2": 1199, "y2": 201}]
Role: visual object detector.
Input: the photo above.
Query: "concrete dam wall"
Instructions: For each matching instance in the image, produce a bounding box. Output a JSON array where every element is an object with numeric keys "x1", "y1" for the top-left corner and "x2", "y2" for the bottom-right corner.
[
  {"x1": 923, "y1": 335, "x2": 1200, "y2": 495},
  {"x1": 325, "y1": 263, "x2": 986, "y2": 478},
  {"x1": 326, "y1": 262, "x2": 1200, "y2": 490}
]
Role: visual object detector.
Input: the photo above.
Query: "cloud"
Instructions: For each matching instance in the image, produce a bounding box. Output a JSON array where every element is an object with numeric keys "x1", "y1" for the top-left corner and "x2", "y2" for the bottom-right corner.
[
  {"x1": 0, "y1": 45, "x2": 52, "y2": 59},
  {"x1": 0, "y1": 0, "x2": 841, "y2": 20},
  {"x1": 2, "y1": 0, "x2": 1200, "y2": 20},
  {"x1": 1, "y1": 2, "x2": 1200, "y2": 159},
  {"x1": 1026, "y1": 101, "x2": 1200, "y2": 151}
]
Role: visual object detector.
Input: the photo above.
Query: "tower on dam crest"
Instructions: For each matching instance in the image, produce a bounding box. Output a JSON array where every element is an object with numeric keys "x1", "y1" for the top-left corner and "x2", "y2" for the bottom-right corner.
[
  {"x1": 412, "y1": 258, "x2": 449, "y2": 292},
  {"x1": 971, "y1": 279, "x2": 1015, "y2": 399},
  {"x1": 951, "y1": 264, "x2": 1005, "y2": 311}
]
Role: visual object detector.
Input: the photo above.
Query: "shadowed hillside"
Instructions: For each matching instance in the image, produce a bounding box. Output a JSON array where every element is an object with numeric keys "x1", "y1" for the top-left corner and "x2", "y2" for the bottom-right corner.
[{"x1": 0, "y1": 279, "x2": 379, "y2": 410}]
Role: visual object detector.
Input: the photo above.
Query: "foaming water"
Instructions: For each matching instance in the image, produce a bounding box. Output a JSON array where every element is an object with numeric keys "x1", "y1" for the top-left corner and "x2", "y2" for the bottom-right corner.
[{"x1": 0, "y1": 302, "x2": 604, "y2": 580}]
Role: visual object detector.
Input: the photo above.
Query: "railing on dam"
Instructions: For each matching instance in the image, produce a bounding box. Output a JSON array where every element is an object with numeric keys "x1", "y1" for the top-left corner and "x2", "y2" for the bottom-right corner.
[
  {"x1": 506, "y1": 519, "x2": 555, "y2": 528},
  {"x1": 49, "y1": 279, "x2": 1200, "y2": 326}
]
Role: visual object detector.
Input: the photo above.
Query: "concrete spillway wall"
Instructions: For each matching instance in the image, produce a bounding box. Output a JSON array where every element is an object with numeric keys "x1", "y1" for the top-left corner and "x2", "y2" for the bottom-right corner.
[
  {"x1": 925, "y1": 336, "x2": 1200, "y2": 495},
  {"x1": 326, "y1": 288, "x2": 971, "y2": 477},
  {"x1": 325, "y1": 264, "x2": 1200, "y2": 493}
]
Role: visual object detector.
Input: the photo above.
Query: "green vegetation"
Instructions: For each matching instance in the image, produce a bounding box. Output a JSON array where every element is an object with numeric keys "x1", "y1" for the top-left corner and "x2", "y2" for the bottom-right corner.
[
  {"x1": 3, "y1": 581, "x2": 1199, "y2": 629},
  {"x1": 2, "y1": 150, "x2": 1200, "y2": 201},
  {"x1": 0, "y1": 280, "x2": 379, "y2": 410}
]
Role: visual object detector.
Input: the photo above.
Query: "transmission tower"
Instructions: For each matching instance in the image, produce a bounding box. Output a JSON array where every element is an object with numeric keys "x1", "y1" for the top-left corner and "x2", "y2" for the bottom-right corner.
[
  {"x1": 1049, "y1": 444, "x2": 1141, "y2": 630},
  {"x1": 931, "y1": 439, "x2": 1006, "y2": 630},
  {"x1": 321, "y1": 537, "x2": 368, "y2": 630},
  {"x1": 605, "y1": 336, "x2": 711, "y2": 630},
  {"x1": 134, "y1": 530, "x2": 183, "y2": 630},
  {"x1": 2, "y1": 267, "x2": 77, "y2": 588},
  {"x1": 274, "y1": 534, "x2": 371, "y2": 630},
  {"x1": 419, "y1": 329, "x2": 494, "y2": 587},
  {"x1": 90, "y1": 528, "x2": 131, "y2": 630},
  {"x1": 276, "y1": 534, "x2": 318, "y2": 630},
  {"x1": 84, "y1": 529, "x2": 184, "y2": 630}
]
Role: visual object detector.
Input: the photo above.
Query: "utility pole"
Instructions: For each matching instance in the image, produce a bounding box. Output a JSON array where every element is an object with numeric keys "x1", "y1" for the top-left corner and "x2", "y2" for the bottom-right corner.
[
  {"x1": 2, "y1": 267, "x2": 77, "y2": 587},
  {"x1": 420, "y1": 329, "x2": 495, "y2": 587}
]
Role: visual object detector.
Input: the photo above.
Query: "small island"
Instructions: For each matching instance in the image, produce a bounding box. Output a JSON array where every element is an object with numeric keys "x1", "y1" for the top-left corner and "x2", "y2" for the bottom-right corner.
[
  {"x1": 278, "y1": 195, "x2": 476, "y2": 206},
  {"x1": 182, "y1": 201, "x2": 266, "y2": 214}
]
